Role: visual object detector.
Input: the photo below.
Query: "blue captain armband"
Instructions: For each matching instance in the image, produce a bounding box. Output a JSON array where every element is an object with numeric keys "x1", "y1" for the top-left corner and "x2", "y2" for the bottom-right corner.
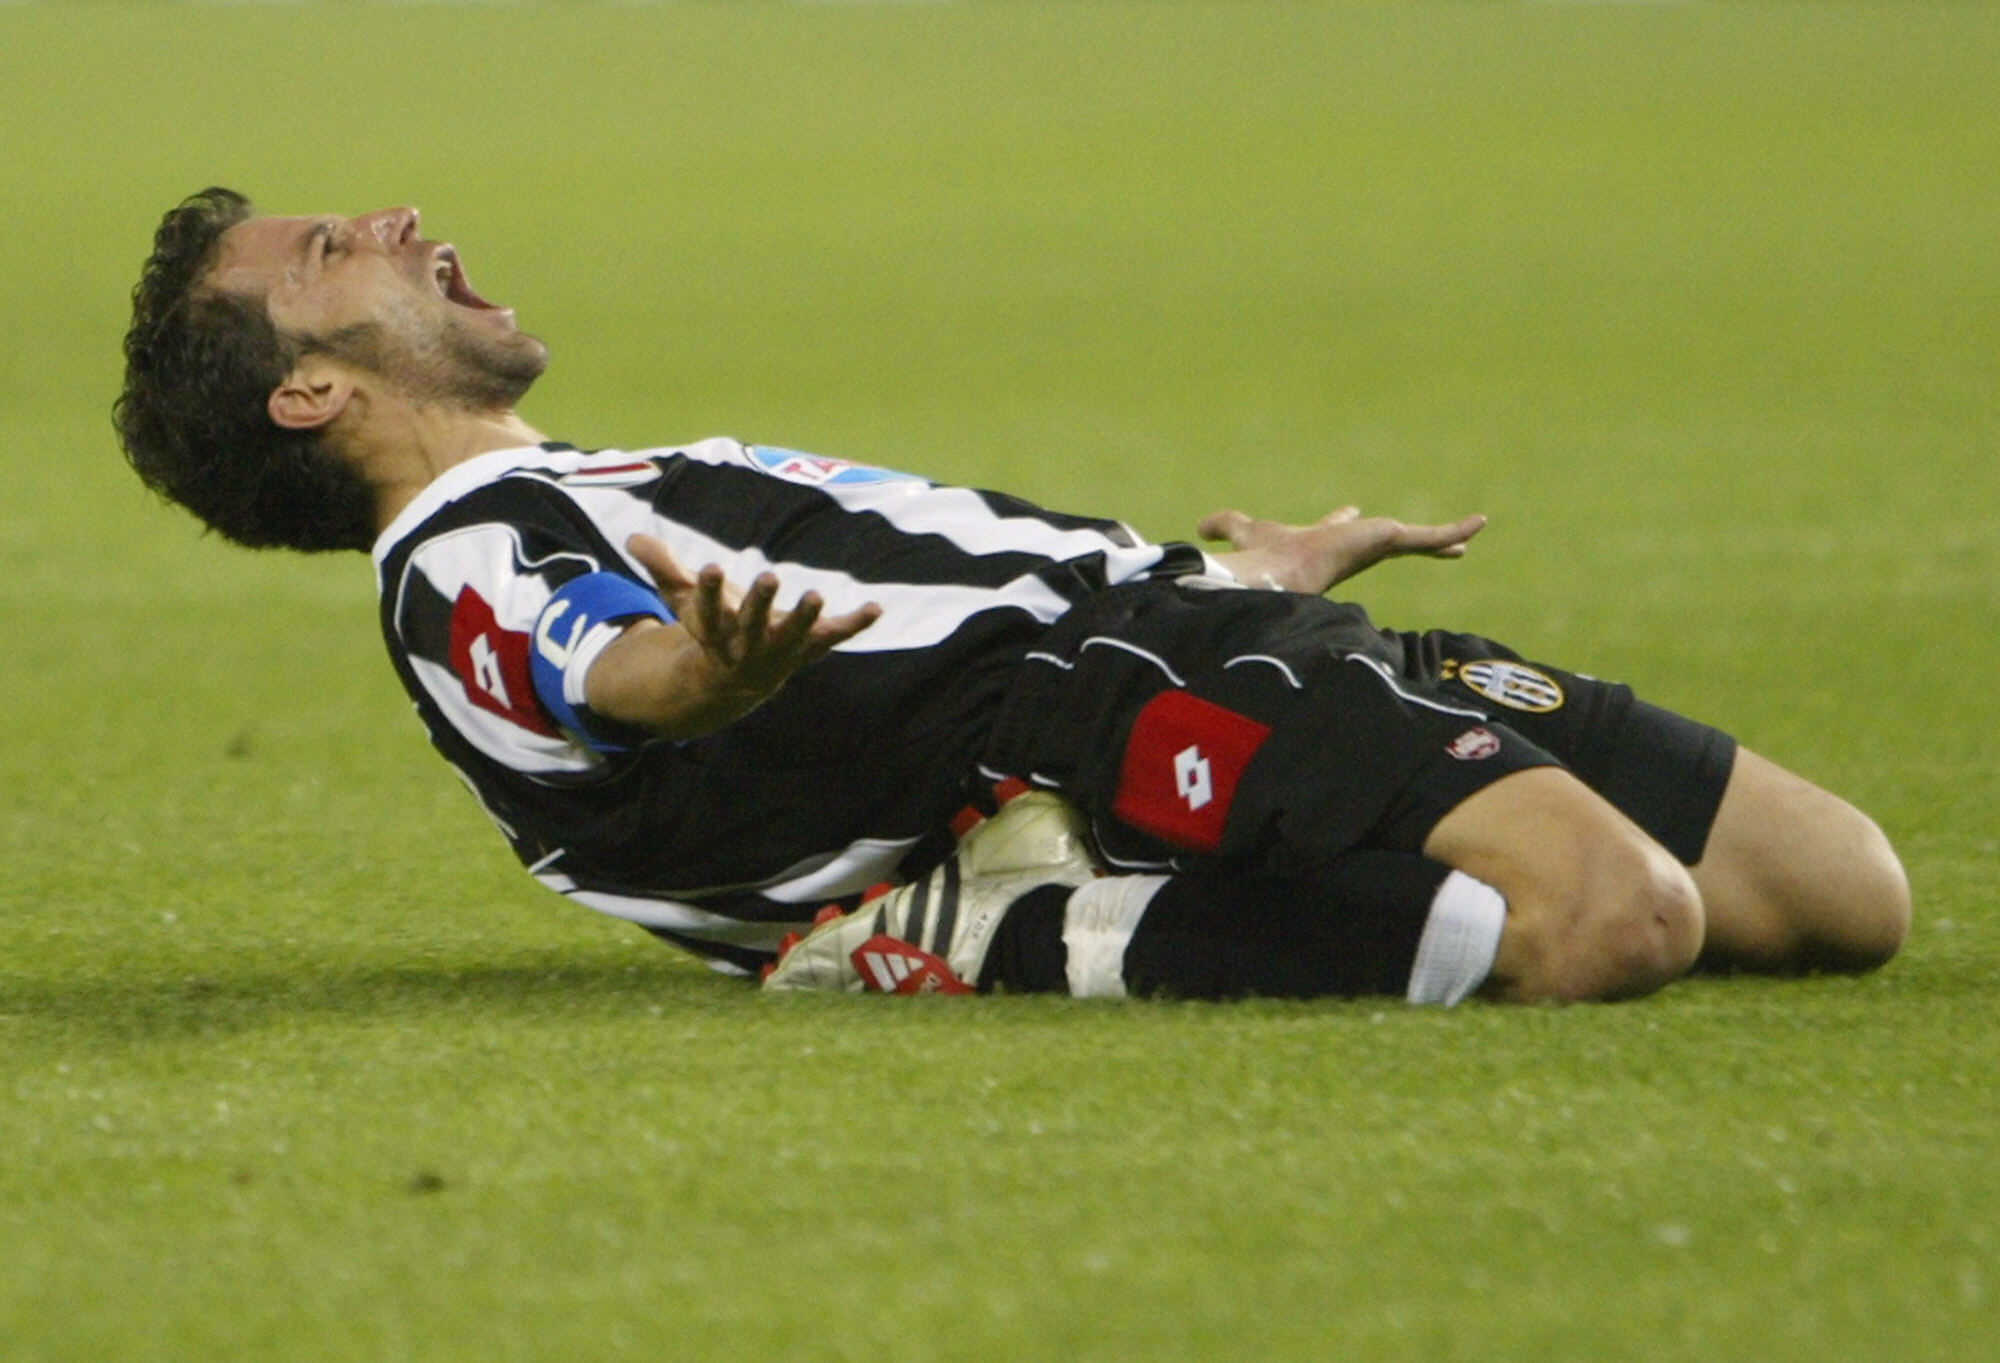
[{"x1": 529, "y1": 572, "x2": 675, "y2": 752}]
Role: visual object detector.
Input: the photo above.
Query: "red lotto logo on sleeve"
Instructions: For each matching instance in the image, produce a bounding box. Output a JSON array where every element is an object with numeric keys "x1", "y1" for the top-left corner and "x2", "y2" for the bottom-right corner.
[
  {"x1": 448, "y1": 586, "x2": 557, "y2": 738},
  {"x1": 1112, "y1": 690, "x2": 1271, "y2": 854}
]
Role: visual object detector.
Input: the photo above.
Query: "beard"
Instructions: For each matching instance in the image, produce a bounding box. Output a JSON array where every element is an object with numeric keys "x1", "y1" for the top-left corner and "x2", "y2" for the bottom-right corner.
[{"x1": 311, "y1": 296, "x2": 549, "y2": 413}]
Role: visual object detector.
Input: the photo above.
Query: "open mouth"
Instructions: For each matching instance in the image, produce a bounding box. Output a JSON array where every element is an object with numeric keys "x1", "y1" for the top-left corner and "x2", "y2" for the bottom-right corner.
[{"x1": 431, "y1": 246, "x2": 499, "y2": 311}]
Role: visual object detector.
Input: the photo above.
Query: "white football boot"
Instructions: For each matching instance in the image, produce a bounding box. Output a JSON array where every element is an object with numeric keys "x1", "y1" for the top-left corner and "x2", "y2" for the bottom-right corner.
[{"x1": 762, "y1": 791, "x2": 1100, "y2": 994}]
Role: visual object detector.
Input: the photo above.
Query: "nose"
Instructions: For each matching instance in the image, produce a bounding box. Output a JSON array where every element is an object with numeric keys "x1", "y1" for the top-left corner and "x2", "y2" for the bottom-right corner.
[{"x1": 356, "y1": 207, "x2": 421, "y2": 250}]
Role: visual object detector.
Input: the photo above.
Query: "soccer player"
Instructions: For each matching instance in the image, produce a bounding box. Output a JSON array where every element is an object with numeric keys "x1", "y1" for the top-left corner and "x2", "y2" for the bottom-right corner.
[{"x1": 114, "y1": 189, "x2": 1910, "y2": 1005}]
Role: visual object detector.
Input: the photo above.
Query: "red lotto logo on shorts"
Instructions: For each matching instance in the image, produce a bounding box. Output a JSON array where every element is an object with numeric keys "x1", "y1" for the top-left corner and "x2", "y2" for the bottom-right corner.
[{"x1": 1112, "y1": 691, "x2": 1270, "y2": 853}]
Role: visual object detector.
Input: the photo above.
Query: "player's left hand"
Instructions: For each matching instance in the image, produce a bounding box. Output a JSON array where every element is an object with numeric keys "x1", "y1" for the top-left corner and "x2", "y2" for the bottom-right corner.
[{"x1": 1198, "y1": 506, "x2": 1487, "y2": 595}]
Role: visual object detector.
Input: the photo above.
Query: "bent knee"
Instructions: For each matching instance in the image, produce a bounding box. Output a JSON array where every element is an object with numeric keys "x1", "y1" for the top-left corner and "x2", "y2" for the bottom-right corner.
[
  {"x1": 1495, "y1": 839, "x2": 1704, "y2": 1003},
  {"x1": 1805, "y1": 813, "x2": 1911, "y2": 972},
  {"x1": 1694, "y1": 750, "x2": 1911, "y2": 974},
  {"x1": 1714, "y1": 798, "x2": 1912, "y2": 974},
  {"x1": 1589, "y1": 846, "x2": 1704, "y2": 997}
]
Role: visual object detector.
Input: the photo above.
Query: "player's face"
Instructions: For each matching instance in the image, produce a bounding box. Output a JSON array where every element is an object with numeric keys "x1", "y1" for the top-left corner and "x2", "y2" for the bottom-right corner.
[{"x1": 209, "y1": 207, "x2": 548, "y2": 409}]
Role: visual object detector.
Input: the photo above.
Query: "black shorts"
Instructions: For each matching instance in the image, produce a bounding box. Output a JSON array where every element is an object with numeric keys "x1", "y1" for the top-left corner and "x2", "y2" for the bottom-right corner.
[{"x1": 983, "y1": 578, "x2": 1736, "y2": 874}]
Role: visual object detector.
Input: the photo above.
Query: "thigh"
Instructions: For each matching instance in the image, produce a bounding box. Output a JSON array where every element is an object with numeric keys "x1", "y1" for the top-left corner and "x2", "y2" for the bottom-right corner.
[{"x1": 1423, "y1": 767, "x2": 1705, "y2": 1001}]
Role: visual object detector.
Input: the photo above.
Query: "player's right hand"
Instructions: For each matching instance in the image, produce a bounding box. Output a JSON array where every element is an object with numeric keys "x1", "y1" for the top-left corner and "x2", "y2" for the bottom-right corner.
[{"x1": 625, "y1": 534, "x2": 882, "y2": 698}]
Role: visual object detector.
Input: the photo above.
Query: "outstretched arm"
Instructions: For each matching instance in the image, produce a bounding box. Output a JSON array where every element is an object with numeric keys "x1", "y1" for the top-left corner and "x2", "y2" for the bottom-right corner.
[
  {"x1": 1199, "y1": 506, "x2": 1487, "y2": 596},
  {"x1": 583, "y1": 534, "x2": 881, "y2": 742}
]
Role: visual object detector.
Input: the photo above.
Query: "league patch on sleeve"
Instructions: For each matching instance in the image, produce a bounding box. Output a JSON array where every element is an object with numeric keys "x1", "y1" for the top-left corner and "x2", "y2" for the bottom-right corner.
[
  {"x1": 1111, "y1": 690, "x2": 1271, "y2": 854},
  {"x1": 747, "y1": 445, "x2": 926, "y2": 488}
]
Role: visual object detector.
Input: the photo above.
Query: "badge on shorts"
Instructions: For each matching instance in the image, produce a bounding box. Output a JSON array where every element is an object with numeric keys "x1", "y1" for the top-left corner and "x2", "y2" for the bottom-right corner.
[
  {"x1": 1446, "y1": 727, "x2": 1503, "y2": 762},
  {"x1": 1455, "y1": 659, "x2": 1565, "y2": 713}
]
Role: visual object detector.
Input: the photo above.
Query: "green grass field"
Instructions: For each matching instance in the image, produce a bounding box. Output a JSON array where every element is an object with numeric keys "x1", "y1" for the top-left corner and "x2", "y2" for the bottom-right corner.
[{"x1": 3, "y1": 2, "x2": 1998, "y2": 1358}]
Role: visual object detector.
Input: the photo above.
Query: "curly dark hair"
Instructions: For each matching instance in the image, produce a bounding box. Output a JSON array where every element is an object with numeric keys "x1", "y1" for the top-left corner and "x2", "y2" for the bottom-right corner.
[{"x1": 114, "y1": 187, "x2": 377, "y2": 553}]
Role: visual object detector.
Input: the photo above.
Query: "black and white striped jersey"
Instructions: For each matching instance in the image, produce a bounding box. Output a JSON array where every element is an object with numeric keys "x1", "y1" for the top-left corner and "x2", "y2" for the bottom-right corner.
[{"x1": 372, "y1": 438, "x2": 1209, "y2": 972}]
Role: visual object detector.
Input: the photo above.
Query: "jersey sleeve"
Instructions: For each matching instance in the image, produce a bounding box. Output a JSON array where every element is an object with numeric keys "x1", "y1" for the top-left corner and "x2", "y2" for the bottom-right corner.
[{"x1": 388, "y1": 508, "x2": 668, "y2": 777}]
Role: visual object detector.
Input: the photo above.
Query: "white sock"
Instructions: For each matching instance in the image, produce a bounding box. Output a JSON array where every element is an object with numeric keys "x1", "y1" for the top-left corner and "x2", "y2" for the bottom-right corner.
[
  {"x1": 1062, "y1": 876, "x2": 1169, "y2": 999},
  {"x1": 1405, "y1": 871, "x2": 1507, "y2": 1007}
]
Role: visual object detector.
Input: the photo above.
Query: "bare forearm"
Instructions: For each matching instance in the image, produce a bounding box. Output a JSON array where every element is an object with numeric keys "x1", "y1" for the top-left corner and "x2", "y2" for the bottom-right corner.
[
  {"x1": 590, "y1": 538, "x2": 882, "y2": 744},
  {"x1": 1200, "y1": 508, "x2": 1486, "y2": 596},
  {"x1": 583, "y1": 620, "x2": 775, "y2": 742}
]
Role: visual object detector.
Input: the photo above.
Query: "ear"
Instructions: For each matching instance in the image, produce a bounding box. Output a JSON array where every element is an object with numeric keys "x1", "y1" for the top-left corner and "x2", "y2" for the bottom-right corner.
[{"x1": 267, "y1": 354, "x2": 355, "y2": 432}]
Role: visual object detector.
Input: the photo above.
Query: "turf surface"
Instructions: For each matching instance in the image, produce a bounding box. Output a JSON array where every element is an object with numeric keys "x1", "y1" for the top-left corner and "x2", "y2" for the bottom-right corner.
[{"x1": 3, "y1": 2, "x2": 1997, "y2": 1359}]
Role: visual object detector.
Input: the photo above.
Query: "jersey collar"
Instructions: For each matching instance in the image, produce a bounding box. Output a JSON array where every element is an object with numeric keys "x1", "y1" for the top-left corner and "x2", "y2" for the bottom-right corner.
[{"x1": 370, "y1": 444, "x2": 558, "y2": 567}]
